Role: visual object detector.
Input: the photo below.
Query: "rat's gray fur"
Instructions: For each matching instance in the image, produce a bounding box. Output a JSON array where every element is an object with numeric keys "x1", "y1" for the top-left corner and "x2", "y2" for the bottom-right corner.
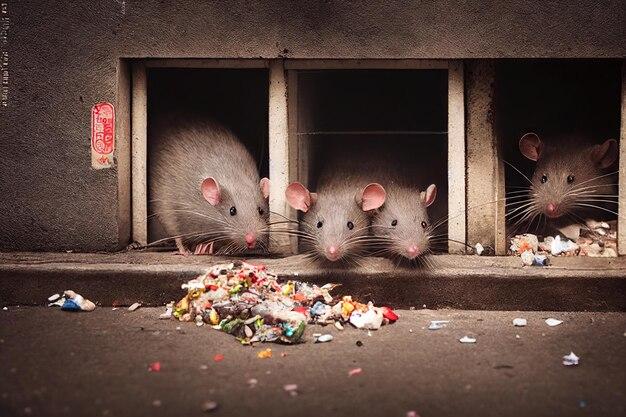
[{"x1": 149, "y1": 118, "x2": 269, "y2": 254}]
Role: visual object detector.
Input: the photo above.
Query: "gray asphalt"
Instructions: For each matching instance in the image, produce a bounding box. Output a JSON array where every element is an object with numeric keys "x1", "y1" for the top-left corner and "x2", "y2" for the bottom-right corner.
[{"x1": 1, "y1": 307, "x2": 624, "y2": 417}]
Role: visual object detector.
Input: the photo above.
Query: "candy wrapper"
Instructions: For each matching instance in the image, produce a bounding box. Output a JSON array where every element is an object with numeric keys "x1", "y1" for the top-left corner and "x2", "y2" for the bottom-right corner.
[{"x1": 170, "y1": 261, "x2": 397, "y2": 344}]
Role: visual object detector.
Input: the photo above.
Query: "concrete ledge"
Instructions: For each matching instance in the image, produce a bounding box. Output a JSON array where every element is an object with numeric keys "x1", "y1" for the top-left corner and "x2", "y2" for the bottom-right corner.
[{"x1": 1, "y1": 252, "x2": 625, "y2": 311}]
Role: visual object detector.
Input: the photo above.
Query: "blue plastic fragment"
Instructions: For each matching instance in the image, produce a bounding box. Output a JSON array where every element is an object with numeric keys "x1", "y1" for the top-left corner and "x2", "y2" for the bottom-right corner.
[{"x1": 61, "y1": 299, "x2": 82, "y2": 311}]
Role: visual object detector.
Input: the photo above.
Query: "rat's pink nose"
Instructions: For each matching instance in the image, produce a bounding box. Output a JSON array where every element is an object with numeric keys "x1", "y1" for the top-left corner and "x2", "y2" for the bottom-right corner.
[
  {"x1": 245, "y1": 233, "x2": 256, "y2": 248},
  {"x1": 407, "y1": 245, "x2": 420, "y2": 258},
  {"x1": 325, "y1": 246, "x2": 340, "y2": 261},
  {"x1": 546, "y1": 202, "x2": 558, "y2": 217}
]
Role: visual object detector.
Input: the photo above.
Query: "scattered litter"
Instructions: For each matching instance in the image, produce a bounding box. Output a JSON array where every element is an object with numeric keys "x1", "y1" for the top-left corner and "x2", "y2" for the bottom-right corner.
[
  {"x1": 545, "y1": 318, "x2": 563, "y2": 327},
  {"x1": 159, "y1": 302, "x2": 173, "y2": 319},
  {"x1": 510, "y1": 234, "x2": 539, "y2": 254},
  {"x1": 170, "y1": 261, "x2": 397, "y2": 345},
  {"x1": 356, "y1": 340, "x2": 363, "y2": 347},
  {"x1": 199, "y1": 364, "x2": 208, "y2": 370},
  {"x1": 257, "y1": 348, "x2": 272, "y2": 359},
  {"x1": 428, "y1": 320, "x2": 450, "y2": 330},
  {"x1": 2, "y1": 307, "x2": 7, "y2": 311},
  {"x1": 562, "y1": 351, "x2": 580, "y2": 366},
  {"x1": 459, "y1": 336, "x2": 476, "y2": 344},
  {"x1": 148, "y1": 362, "x2": 161, "y2": 372},
  {"x1": 515, "y1": 334, "x2": 520, "y2": 339},
  {"x1": 550, "y1": 235, "x2": 579, "y2": 256},
  {"x1": 474, "y1": 243, "x2": 484, "y2": 256},
  {"x1": 367, "y1": 330, "x2": 373, "y2": 337},
  {"x1": 280, "y1": 352, "x2": 288, "y2": 357},
  {"x1": 213, "y1": 354, "x2": 224, "y2": 362},
  {"x1": 201, "y1": 401, "x2": 219, "y2": 412},
  {"x1": 314, "y1": 334, "x2": 333, "y2": 343},
  {"x1": 48, "y1": 293, "x2": 61, "y2": 302},
  {"x1": 128, "y1": 302, "x2": 141, "y2": 312},
  {"x1": 52, "y1": 290, "x2": 96, "y2": 312},
  {"x1": 348, "y1": 367, "x2": 362, "y2": 377},
  {"x1": 152, "y1": 400, "x2": 162, "y2": 407},
  {"x1": 510, "y1": 221, "x2": 617, "y2": 259},
  {"x1": 283, "y1": 384, "x2": 298, "y2": 397},
  {"x1": 247, "y1": 378, "x2": 258, "y2": 388},
  {"x1": 512, "y1": 318, "x2": 527, "y2": 327}
]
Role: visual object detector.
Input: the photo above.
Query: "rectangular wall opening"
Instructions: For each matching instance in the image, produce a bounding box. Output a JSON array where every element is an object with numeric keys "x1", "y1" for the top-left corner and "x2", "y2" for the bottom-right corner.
[
  {"x1": 145, "y1": 67, "x2": 269, "y2": 247},
  {"x1": 498, "y1": 60, "x2": 622, "y2": 257},
  {"x1": 292, "y1": 68, "x2": 450, "y2": 256}
]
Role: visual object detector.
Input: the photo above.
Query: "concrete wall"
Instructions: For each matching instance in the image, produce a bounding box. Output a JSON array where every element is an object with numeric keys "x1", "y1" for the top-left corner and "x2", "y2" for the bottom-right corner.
[{"x1": 0, "y1": 0, "x2": 623, "y2": 251}]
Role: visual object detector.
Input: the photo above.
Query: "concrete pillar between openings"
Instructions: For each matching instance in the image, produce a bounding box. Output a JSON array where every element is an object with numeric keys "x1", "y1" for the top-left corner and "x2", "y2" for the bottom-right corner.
[{"x1": 466, "y1": 60, "x2": 506, "y2": 255}]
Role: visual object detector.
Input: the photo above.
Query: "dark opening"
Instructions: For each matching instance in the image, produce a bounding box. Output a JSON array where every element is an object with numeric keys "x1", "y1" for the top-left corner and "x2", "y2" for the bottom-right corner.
[
  {"x1": 146, "y1": 68, "x2": 269, "y2": 243},
  {"x1": 498, "y1": 60, "x2": 622, "y2": 240},
  {"x1": 296, "y1": 69, "x2": 449, "y2": 252}
]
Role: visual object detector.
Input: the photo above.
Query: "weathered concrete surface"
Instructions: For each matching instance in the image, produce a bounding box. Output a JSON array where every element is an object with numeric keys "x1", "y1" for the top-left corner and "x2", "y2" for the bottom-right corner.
[
  {"x1": 0, "y1": 308, "x2": 624, "y2": 417},
  {"x1": 1, "y1": 253, "x2": 625, "y2": 311},
  {"x1": 0, "y1": 1, "x2": 624, "y2": 252}
]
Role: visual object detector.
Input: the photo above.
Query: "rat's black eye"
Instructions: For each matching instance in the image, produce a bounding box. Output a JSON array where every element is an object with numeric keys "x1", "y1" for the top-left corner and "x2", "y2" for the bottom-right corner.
[
  {"x1": 229, "y1": 206, "x2": 237, "y2": 216},
  {"x1": 541, "y1": 174, "x2": 548, "y2": 184},
  {"x1": 317, "y1": 221, "x2": 323, "y2": 228},
  {"x1": 347, "y1": 221, "x2": 354, "y2": 230},
  {"x1": 567, "y1": 175, "x2": 575, "y2": 184},
  {"x1": 421, "y1": 221, "x2": 427, "y2": 229},
  {"x1": 391, "y1": 219, "x2": 398, "y2": 227},
  {"x1": 257, "y1": 207, "x2": 264, "y2": 215}
]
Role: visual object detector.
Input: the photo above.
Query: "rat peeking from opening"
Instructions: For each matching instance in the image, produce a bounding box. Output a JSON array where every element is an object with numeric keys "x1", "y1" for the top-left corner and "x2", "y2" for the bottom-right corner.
[
  {"x1": 150, "y1": 119, "x2": 270, "y2": 255},
  {"x1": 510, "y1": 132, "x2": 618, "y2": 239}
]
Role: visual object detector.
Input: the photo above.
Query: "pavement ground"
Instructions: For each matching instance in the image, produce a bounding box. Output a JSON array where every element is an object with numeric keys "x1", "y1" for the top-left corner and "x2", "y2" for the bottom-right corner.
[{"x1": 1, "y1": 307, "x2": 624, "y2": 417}]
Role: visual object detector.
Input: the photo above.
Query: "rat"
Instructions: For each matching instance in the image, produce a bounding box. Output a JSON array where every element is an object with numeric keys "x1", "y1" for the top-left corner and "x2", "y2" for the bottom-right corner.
[
  {"x1": 369, "y1": 182, "x2": 439, "y2": 261},
  {"x1": 284, "y1": 149, "x2": 386, "y2": 263},
  {"x1": 149, "y1": 118, "x2": 270, "y2": 255},
  {"x1": 516, "y1": 132, "x2": 618, "y2": 238},
  {"x1": 285, "y1": 138, "x2": 445, "y2": 263}
]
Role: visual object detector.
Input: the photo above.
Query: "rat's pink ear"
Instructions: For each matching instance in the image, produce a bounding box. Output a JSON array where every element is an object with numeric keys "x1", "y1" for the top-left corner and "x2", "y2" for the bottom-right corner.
[
  {"x1": 590, "y1": 139, "x2": 618, "y2": 169},
  {"x1": 259, "y1": 177, "x2": 270, "y2": 199},
  {"x1": 519, "y1": 133, "x2": 542, "y2": 161},
  {"x1": 285, "y1": 182, "x2": 314, "y2": 212},
  {"x1": 420, "y1": 184, "x2": 437, "y2": 208},
  {"x1": 357, "y1": 183, "x2": 386, "y2": 211},
  {"x1": 201, "y1": 177, "x2": 221, "y2": 206}
]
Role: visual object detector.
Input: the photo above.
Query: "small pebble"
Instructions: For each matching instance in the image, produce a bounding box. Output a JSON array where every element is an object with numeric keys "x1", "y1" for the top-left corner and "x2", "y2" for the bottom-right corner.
[
  {"x1": 128, "y1": 302, "x2": 141, "y2": 312},
  {"x1": 515, "y1": 334, "x2": 521, "y2": 339},
  {"x1": 283, "y1": 384, "x2": 298, "y2": 396},
  {"x1": 247, "y1": 378, "x2": 258, "y2": 388},
  {"x1": 195, "y1": 316, "x2": 204, "y2": 327},
  {"x1": 48, "y1": 293, "x2": 61, "y2": 302},
  {"x1": 201, "y1": 401, "x2": 219, "y2": 412},
  {"x1": 152, "y1": 400, "x2": 162, "y2": 407},
  {"x1": 348, "y1": 367, "x2": 362, "y2": 377},
  {"x1": 2, "y1": 307, "x2": 7, "y2": 311},
  {"x1": 199, "y1": 364, "x2": 208, "y2": 370},
  {"x1": 562, "y1": 351, "x2": 580, "y2": 366},
  {"x1": 459, "y1": 336, "x2": 476, "y2": 344},
  {"x1": 512, "y1": 318, "x2": 527, "y2": 327},
  {"x1": 334, "y1": 322, "x2": 344, "y2": 331},
  {"x1": 545, "y1": 318, "x2": 563, "y2": 327},
  {"x1": 315, "y1": 334, "x2": 333, "y2": 343}
]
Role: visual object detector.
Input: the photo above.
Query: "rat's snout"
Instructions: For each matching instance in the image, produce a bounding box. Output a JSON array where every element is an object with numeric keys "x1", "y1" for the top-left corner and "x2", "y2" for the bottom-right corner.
[
  {"x1": 406, "y1": 245, "x2": 421, "y2": 259},
  {"x1": 545, "y1": 202, "x2": 559, "y2": 218},
  {"x1": 325, "y1": 245, "x2": 341, "y2": 262},
  {"x1": 245, "y1": 232, "x2": 257, "y2": 249}
]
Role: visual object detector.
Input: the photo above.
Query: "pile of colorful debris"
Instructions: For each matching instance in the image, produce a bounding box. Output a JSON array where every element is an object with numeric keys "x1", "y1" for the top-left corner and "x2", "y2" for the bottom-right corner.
[
  {"x1": 168, "y1": 261, "x2": 398, "y2": 344},
  {"x1": 510, "y1": 221, "x2": 617, "y2": 265}
]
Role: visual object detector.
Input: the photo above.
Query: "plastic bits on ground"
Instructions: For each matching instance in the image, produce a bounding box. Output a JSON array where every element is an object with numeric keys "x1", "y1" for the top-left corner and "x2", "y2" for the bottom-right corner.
[
  {"x1": 545, "y1": 318, "x2": 563, "y2": 327},
  {"x1": 48, "y1": 290, "x2": 96, "y2": 312},
  {"x1": 562, "y1": 351, "x2": 580, "y2": 366},
  {"x1": 459, "y1": 336, "x2": 476, "y2": 344},
  {"x1": 170, "y1": 261, "x2": 398, "y2": 345},
  {"x1": 257, "y1": 348, "x2": 272, "y2": 359},
  {"x1": 512, "y1": 318, "x2": 527, "y2": 327}
]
